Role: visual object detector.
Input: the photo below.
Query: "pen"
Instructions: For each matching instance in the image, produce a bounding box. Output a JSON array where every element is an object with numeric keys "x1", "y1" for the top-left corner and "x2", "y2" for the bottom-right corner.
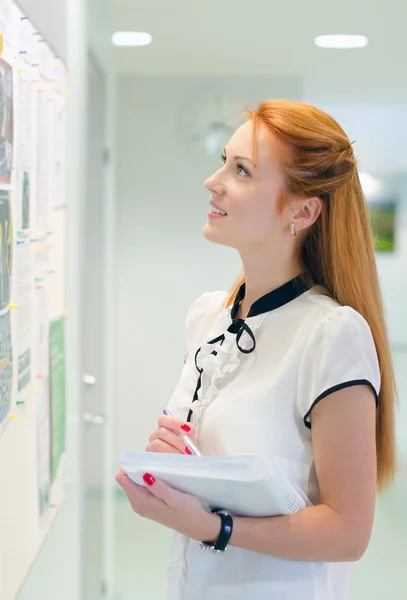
[{"x1": 162, "y1": 409, "x2": 202, "y2": 456}]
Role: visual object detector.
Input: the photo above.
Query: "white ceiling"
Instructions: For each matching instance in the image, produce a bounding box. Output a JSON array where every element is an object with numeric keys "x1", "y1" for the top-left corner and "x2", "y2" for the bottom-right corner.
[{"x1": 114, "y1": 0, "x2": 407, "y2": 101}]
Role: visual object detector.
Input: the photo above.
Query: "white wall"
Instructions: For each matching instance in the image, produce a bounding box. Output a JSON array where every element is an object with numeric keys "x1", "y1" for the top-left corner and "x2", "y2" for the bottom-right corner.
[
  {"x1": 116, "y1": 76, "x2": 407, "y2": 459},
  {"x1": 116, "y1": 74, "x2": 302, "y2": 455}
]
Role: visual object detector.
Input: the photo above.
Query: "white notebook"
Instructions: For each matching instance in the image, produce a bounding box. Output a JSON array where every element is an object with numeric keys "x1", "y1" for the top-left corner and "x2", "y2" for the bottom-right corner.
[{"x1": 119, "y1": 452, "x2": 307, "y2": 518}]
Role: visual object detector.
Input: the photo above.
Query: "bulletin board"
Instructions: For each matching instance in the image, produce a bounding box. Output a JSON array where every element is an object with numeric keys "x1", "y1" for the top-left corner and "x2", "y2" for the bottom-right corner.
[{"x1": 0, "y1": 2, "x2": 68, "y2": 598}]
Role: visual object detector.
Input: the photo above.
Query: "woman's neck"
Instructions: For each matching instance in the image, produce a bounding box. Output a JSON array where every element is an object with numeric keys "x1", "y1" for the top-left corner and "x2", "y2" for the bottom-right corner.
[{"x1": 237, "y1": 253, "x2": 304, "y2": 320}]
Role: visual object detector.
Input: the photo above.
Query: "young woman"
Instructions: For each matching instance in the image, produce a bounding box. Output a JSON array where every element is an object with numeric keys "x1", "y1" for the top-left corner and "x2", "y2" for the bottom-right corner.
[{"x1": 117, "y1": 100, "x2": 396, "y2": 600}]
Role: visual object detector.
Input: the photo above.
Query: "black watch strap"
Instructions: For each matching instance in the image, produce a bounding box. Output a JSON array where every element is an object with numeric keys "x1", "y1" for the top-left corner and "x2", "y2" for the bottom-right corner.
[{"x1": 200, "y1": 509, "x2": 233, "y2": 553}]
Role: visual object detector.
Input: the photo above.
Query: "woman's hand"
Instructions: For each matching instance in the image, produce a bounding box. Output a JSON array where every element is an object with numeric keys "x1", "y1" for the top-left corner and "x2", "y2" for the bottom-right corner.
[
  {"x1": 146, "y1": 414, "x2": 196, "y2": 455},
  {"x1": 115, "y1": 470, "x2": 219, "y2": 542}
]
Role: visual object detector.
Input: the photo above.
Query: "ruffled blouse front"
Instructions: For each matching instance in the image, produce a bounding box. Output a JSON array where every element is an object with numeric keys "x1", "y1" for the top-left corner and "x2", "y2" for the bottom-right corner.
[{"x1": 191, "y1": 310, "x2": 264, "y2": 438}]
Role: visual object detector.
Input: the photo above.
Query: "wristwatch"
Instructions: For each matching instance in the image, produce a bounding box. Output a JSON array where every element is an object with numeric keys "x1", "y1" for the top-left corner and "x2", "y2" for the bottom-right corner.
[{"x1": 200, "y1": 508, "x2": 234, "y2": 553}]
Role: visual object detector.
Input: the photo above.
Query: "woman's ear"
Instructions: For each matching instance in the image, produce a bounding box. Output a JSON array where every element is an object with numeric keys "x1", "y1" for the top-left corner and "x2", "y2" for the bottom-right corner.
[{"x1": 291, "y1": 197, "x2": 322, "y2": 231}]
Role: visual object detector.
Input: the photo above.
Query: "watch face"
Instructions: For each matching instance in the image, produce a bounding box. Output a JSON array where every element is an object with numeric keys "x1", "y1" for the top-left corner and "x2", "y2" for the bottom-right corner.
[{"x1": 178, "y1": 89, "x2": 244, "y2": 160}]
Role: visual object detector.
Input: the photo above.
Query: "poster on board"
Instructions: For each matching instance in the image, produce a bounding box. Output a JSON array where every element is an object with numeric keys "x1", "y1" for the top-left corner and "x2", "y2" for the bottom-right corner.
[
  {"x1": 0, "y1": 309, "x2": 12, "y2": 436},
  {"x1": 51, "y1": 97, "x2": 66, "y2": 208},
  {"x1": 14, "y1": 240, "x2": 32, "y2": 403},
  {"x1": 0, "y1": 189, "x2": 12, "y2": 437},
  {"x1": 16, "y1": 71, "x2": 33, "y2": 231},
  {"x1": 0, "y1": 57, "x2": 13, "y2": 186},
  {"x1": 36, "y1": 93, "x2": 51, "y2": 234}
]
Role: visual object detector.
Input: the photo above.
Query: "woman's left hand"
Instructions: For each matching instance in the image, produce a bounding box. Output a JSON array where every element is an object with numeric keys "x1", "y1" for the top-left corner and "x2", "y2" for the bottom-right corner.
[{"x1": 115, "y1": 469, "x2": 219, "y2": 541}]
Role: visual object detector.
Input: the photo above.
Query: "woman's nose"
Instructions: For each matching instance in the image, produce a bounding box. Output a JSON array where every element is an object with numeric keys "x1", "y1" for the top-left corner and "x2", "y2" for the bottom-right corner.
[{"x1": 204, "y1": 172, "x2": 223, "y2": 194}]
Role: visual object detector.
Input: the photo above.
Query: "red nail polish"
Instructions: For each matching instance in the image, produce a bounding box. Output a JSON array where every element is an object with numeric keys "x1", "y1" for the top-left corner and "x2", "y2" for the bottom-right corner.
[
  {"x1": 181, "y1": 423, "x2": 191, "y2": 432},
  {"x1": 143, "y1": 473, "x2": 156, "y2": 486},
  {"x1": 185, "y1": 446, "x2": 192, "y2": 455}
]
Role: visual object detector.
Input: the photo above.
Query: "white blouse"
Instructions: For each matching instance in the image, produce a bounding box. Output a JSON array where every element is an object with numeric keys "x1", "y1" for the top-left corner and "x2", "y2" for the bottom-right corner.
[{"x1": 166, "y1": 278, "x2": 380, "y2": 600}]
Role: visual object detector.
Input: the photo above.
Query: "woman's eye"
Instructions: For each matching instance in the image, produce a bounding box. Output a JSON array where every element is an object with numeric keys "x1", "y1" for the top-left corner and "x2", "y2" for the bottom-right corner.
[
  {"x1": 236, "y1": 163, "x2": 251, "y2": 177},
  {"x1": 220, "y1": 154, "x2": 251, "y2": 177}
]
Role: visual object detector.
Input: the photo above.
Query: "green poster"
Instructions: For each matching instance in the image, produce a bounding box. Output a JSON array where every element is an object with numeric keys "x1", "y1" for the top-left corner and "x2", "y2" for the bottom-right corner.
[{"x1": 50, "y1": 317, "x2": 66, "y2": 482}]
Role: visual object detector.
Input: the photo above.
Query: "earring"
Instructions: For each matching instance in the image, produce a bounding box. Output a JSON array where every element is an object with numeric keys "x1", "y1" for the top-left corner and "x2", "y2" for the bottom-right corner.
[{"x1": 291, "y1": 223, "x2": 296, "y2": 236}]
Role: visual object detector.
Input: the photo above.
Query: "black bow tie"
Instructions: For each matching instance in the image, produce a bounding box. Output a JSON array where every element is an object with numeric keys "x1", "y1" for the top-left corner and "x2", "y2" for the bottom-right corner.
[{"x1": 227, "y1": 318, "x2": 256, "y2": 354}]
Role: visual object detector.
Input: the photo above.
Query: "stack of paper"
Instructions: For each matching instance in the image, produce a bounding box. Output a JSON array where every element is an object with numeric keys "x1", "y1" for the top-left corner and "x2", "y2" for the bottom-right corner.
[{"x1": 120, "y1": 452, "x2": 307, "y2": 518}]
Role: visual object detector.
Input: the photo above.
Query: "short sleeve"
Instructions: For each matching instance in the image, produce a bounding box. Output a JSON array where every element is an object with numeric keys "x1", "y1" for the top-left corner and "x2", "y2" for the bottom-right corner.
[
  {"x1": 297, "y1": 306, "x2": 381, "y2": 429},
  {"x1": 184, "y1": 291, "x2": 227, "y2": 361}
]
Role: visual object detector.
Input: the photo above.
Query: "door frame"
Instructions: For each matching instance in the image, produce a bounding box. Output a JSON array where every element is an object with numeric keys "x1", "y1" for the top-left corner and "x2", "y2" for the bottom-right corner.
[{"x1": 81, "y1": 47, "x2": 117, "y2": 599}]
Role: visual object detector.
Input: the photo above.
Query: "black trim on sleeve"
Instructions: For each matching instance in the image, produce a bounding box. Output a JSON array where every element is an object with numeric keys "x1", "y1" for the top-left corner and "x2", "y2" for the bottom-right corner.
[{"x1": 303, "y1": 379, "x2": 379, "y2": 430}]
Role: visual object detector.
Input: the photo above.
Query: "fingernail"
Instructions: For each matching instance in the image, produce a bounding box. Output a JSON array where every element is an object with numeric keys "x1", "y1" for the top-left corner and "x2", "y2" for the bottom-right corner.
[
  {"x1": 143, "y1": 473, "x2": 156, "y2": 486},
  {"x1": 185, "y1": 446, "x2": 192, "y2": 455},
  {"x1": 181, "y1": 423, "x2": 191, "y2": 432}
]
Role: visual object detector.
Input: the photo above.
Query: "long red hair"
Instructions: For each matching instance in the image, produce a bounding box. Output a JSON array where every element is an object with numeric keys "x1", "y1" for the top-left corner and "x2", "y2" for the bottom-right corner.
[{"x1": 226, "y1": 100, "x2": 396, "y2": 490}]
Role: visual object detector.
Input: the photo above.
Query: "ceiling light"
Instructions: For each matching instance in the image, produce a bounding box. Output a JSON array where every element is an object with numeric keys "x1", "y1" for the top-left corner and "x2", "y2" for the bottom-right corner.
[
  {"x1": 359, "y1": 172, "x2": 382, "y2": 198},
  {"x1": 314, "y1": 35, "x2": 368, "y2": 49},
  {"x1": 112, "y1": 31, "x2": 152, "y2": 47}
]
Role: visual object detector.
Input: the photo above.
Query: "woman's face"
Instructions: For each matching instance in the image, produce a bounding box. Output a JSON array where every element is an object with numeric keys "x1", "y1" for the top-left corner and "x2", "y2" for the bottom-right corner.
[{"x1": 203, "y1": 120, "x2": 289, "y2": 252}]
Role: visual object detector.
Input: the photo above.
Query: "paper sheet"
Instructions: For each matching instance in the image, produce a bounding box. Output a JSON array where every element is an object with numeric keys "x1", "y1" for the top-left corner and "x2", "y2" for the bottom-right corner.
[
  {"x1": 34, "y1": 268, "x2": 49, "y2": 378},
  {"x1": 36, "y1": 93, "x2": 51, "y2": 234},
  {"x1": 37, "y1": 39, "x2": 54, "y2": 82},
  {"x1": 0, "y1": 308, "x2": 12, "y2": 437},
  {"x1": 17, "y1": 11, "x2": 36, "y2": 66},
  {"x1": 51, "y1": 96, "x2": 66, "y2": 207},
  {"x1": 17, "y1": 71, "x2": 32, "y2": 171},
  {"x1": 0, "y1": 57, "x2": 13, "y2": 186},
  {"x1": 0, "y1": 190, "x2": 12, "y2": 436},
  {"x1": 15, "y1": 71, "x2": 32, "y2": 231},
  {"x1": 0, "y1": 190, "x2": 12, "y2": 310},
  {"x1": 14, "y1": 240, "x2": 32, "y2": 402}
]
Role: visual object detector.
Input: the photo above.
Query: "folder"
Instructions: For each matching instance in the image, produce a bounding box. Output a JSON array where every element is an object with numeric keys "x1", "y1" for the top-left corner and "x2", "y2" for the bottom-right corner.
[{"x1": 120, "y1": 451, "x2": 307, "y2": 518}]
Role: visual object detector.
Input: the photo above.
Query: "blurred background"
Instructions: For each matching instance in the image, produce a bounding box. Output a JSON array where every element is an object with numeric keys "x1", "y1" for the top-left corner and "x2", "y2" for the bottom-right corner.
[{"x1": 2, "y1": 0, "x2": 406, "y2": 598}]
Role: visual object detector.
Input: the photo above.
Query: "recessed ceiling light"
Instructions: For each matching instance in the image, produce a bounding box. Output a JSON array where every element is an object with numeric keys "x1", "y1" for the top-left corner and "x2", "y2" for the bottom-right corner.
[
  {"x1": 314, "y1": 34, "x2": 368, "y2": 49},
  {"x1": 112, "y1": 31, "x2": 153, "y2": 47}
]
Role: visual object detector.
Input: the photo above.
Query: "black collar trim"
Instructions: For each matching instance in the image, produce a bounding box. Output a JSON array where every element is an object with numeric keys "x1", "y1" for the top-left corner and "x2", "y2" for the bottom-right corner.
[{"x1": 230, "y1": 275, "x2": 310, "y2": 320}]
